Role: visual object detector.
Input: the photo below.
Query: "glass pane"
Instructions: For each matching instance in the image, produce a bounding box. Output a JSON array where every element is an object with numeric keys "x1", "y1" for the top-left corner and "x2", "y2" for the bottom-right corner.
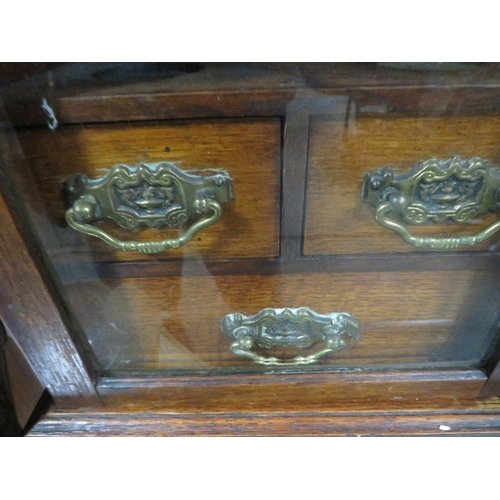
[{"x1": 2, "y1": 62, "x2": 500, "y2": 376}]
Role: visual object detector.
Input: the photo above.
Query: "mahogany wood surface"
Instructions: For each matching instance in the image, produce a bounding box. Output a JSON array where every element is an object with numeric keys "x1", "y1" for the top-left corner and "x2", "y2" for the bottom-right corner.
[
  {"x1": 95, "y1": 370, "x2": 487, "y2": 410},
  {"x1": 0, "y1": 118, "x2": 98, "y2": 405},
  {"x1": 0, "y1": 185, "x2": 98, "y2": 403},
  {"x1": 29, "y1": 372, "x2": 500, "y2": 436},
  {"x1": 29, "y1": 405, "x2": 500, "y2": 436},
  {"x1": 304, "y1": 114, "x2": 500, "y2": 255},
  {"x1": 15, "y1": 118, "x2": 281, "y2": 262}
]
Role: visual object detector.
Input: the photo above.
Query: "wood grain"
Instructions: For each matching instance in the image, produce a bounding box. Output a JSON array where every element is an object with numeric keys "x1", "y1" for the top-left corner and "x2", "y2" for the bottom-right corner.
[
  {"x1": 15, "y1": 118, "x2": 281, "y2": 262},
  {"x1": 29, "y1": 413, "x2": 500, "y2": 436},
  {"x1": 57, "y1": 270, "x2": 499, "y2": 373},
  {"x1": 95, "y1": 370, "x2": 488, "y2": 413},
  {"x1": 29, "y1": 372, "x2": 500, "y2": 436},
  {"x1": 304, "y1": 114, "x2": 500, "y2": 255},
  {"x1": 6, "y1": 63, "x2": 500, "y2": 126},
  {"x1": 3, "y1": 325, "x2": 46, "y2": 429},
  {"x1": 29, "y1": 408, "x2": 500, "y2": 436},
  {"x1": 0, "y1": 174, "x2": 97, "y2": 403},
  {"x1": 0, "y1": 114, "x2": 98, "y2": 405}
]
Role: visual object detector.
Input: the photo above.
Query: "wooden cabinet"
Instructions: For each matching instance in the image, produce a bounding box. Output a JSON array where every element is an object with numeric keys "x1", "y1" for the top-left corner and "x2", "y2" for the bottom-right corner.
[{"x1": 2, "y1": 63, "x2": 500, "y2": 435}]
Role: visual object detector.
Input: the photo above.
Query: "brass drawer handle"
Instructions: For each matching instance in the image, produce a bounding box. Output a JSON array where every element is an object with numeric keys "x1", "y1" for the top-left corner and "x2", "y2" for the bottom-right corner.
[
  {"x1": 221, "y1": 307, "x2": 360, "y2": 366},
  {"x1": 64, "y1": 162, "x2": 233, "y2": 254},
  {"x1": 362, "y1": 157, "x2": 500, "y2": 249}
]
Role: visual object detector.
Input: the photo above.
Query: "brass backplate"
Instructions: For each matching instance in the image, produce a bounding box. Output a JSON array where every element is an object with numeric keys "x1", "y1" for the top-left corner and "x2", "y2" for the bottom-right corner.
[
  {"x1": 362, "y1": 157, "x2": 500, "y2": 224},
  {"x1": 221, "y1": 307, "x2": 360, "y2": 366},
  {"x1": 64, "y1": 162, "x2": 233, "y2": 228}
]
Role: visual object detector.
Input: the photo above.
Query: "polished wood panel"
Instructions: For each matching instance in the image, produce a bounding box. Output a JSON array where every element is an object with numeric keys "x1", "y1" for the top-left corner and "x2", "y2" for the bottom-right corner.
[
  {"x1": 304, "y1": 114, "x2": 500, "y2": 255},
  {"x1": 15, "y1": 118, "x2": 281, "y2": 262},
  {"x1": 29, "y1": 410, "x2": 500, "y2": 436},
  {"x1": 60, "y1": 270, "x2": 497, "y2": 373},
  {"x1": 0, "y1": 171, "x2": 97, "y2": 403},
  {"x1": 29, "y1": 372, "x2": 500, "y2": 436}
]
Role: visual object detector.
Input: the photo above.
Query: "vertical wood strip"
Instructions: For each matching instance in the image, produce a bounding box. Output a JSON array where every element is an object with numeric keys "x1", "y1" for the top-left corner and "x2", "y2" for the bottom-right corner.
[
  {"x1": 281, "y1": 96, "x2": 350, "y2": 260},
  {"x1": 281, "y1": 112, "x2": 310, "y2": 259},
  {"x1": 0, "y1": 117, "x2": 99, "y2": 405},
  {"x1": 0, "y1": 186, "x2": 98, "y2": 403}
]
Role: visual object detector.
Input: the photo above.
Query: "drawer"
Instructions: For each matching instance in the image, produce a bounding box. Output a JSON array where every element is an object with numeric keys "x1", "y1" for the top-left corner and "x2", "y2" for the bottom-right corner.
[
  {"x1": 61, "y1": 269, "x2": 500, "y2": 373},
  {"x1": 16, "y1": 118, "x2": 281, "y2": 262},
  {"x1": 304, "y1": 114, "x2": 500, "y2": 255}
]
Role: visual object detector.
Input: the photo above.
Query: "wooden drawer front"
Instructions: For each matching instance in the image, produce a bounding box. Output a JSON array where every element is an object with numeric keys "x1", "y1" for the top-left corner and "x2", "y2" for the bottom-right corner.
[
  {"x1": 304, "y1": 114, "x2": 500, "y2": 255},
  {"x1": 62, "y1": 270, "x2": 498, "y2": 373},
  {"x1": 17, "y1": 118, "x2": 281, "y2": 261}
]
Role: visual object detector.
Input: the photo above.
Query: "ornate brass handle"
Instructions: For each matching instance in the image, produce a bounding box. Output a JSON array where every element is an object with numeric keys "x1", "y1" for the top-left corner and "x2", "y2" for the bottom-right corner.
[
  {"x1": 362, "y1": 157, "x2": 500, "y2": 249},
  {"x1": 221, "y1": 308, "x2": 360, "y2": 366},
  {"x1": 64, "y1": 162, "x2": 233, "y2": 254}
]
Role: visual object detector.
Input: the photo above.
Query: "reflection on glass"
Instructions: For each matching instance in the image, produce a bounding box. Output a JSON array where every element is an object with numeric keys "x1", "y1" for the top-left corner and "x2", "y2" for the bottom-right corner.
[{"x1": 1, "y1": 63, "x2": 500, "y2": 377}]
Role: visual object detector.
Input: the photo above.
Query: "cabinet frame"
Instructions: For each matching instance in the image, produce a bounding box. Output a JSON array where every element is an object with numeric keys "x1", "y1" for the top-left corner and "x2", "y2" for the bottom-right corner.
[{"x1": 2, "y1": 63, "x2": 500, "y2": 434}]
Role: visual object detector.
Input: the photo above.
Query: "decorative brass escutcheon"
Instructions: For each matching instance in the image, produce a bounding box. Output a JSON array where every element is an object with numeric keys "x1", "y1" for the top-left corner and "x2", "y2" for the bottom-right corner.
[
  {"x1": 64, "y1": 162, "x2": 233, "y2": 254},
  {"x1": 362, "y1": 157, "x2": 500, "y2": 249},
  {"x1": 221, "y1": 307, "x2": 360, "y2": 366}
]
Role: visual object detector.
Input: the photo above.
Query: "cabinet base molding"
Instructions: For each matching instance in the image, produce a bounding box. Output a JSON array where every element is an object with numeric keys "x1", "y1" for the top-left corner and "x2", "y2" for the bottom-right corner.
[
  {"x1": 29, "y1": 404, "x2": 500, "y2": 436},
  {"x1": 29, "y1": 370, "x2": 500, "y2": 436}
]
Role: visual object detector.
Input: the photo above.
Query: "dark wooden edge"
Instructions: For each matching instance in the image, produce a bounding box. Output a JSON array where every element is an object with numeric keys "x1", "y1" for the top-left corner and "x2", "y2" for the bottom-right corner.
[
  {"x1": 93, "y1": 369, "x2": 489, "y2": 412},
  {"x1": 479, "y1": 362, "x2": 500, "y2": 398},
  {"x1": 97, "y1": 368, "x2": 486, "y2": 390},
  {"x1": 280, "y1": 111, "x2": 310, "y2": 259},
  {"x1": 3, "y1": 320, "x2": 48, "y2": 429},
  {"x1": 0, "y1": 322, "x2": 22, "y2": 436},
  {"x1": 27, "y1": 369, "x2": 500, "y2": 435},
  {"x1": 28, "y1": 409, "x2": 500, "y2": 436},
  {"x1": 0, "y1": 114, "x2": 99, "y2": 405},
  {"x1": 0, "y1": 183, "x2": 98, "y2": 403},
  {"x1": 6, "y1": 85, "x2": 500, "y2": 127}
]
